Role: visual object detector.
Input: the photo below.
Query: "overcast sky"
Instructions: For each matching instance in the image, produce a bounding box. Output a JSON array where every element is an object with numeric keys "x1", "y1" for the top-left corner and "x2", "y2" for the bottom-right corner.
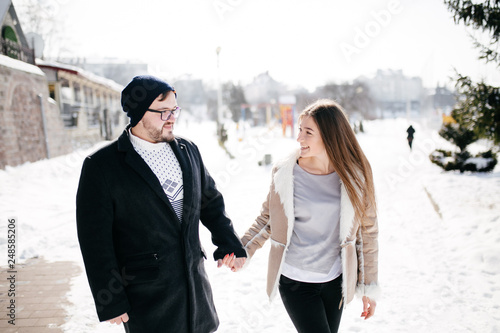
[{"x1": 14, "y1": 0, "x2": 500, "y2": 90}]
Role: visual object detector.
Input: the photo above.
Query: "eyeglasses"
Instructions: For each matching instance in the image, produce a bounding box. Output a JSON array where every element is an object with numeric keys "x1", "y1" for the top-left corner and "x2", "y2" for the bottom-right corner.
[{"x1": 147, "y1": 106, "x2": 182, "y2": 121}]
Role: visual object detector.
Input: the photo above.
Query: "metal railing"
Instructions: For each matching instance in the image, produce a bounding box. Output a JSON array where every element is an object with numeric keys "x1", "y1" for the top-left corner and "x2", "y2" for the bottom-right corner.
[{"x1": 0, "y1": 37, "x2": 35, "y2": 64}]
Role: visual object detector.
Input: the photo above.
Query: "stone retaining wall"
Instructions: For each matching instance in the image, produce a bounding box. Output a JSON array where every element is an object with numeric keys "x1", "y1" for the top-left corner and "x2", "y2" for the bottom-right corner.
[{"x1": 0, "y1": 57, "x2": 72, "y2": 169}]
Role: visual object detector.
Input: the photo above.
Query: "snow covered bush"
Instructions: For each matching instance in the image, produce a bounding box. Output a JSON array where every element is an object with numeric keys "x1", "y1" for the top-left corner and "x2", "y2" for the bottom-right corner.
[
  {"x1": 430, "y1": 149, "x2": 497, "y2": 172},
  {"x1": 430, "y1": 123, "x2": 498, "y2": 173}
]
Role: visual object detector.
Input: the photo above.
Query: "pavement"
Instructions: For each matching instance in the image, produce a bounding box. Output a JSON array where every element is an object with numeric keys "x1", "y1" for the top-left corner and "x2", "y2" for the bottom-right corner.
[{"x1": 0, "y1": 257, "x2": 81, "y2": 333}]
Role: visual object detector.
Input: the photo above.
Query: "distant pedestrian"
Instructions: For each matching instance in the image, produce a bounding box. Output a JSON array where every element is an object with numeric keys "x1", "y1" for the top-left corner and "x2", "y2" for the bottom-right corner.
[{"x1": 407, "y1": 125, "x2": 415, "y2": 150}]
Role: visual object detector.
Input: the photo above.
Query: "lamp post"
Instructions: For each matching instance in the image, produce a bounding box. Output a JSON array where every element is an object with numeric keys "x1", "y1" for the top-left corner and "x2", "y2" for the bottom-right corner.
[{"x1": 216, "y1": 46, "x2": 222, "y2": 141}]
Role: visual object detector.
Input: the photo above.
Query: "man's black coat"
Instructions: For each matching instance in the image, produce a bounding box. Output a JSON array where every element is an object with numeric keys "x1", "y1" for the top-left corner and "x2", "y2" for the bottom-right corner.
[{"x1": 76, "y1": 128, "x2": 246, "y2": 333}]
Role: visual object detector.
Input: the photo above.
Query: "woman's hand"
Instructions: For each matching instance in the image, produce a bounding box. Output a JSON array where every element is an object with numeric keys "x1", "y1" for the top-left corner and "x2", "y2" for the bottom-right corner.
[
  {"x1": 217, "y1": 253, "x2": 246, "y2": 272},
  {"x1": 361, "y1": 296, "x2": 376, "y2": 320}
]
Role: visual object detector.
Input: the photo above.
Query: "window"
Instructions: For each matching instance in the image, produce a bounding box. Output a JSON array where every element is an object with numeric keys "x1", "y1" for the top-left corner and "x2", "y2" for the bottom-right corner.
[{"x1": 1, "y1": 26, "x2": 19, "y2": 59}]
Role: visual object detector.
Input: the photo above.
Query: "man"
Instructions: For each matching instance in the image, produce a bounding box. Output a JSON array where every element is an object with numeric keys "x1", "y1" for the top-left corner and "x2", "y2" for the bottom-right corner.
[{"x1": 76, "y1": 75, "x2": 246, "y2": 333}]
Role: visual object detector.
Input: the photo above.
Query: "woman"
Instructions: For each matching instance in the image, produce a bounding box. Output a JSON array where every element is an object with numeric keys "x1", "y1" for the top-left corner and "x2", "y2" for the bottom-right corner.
[{"x1": 240, "y1": 99, "x2": 379, "y2": 332}]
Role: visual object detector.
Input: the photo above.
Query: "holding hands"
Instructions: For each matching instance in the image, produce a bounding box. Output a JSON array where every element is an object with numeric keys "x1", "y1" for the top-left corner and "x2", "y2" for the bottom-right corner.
[{"x1": 217, "y1": 252, "x2": 246, "y2": 272}]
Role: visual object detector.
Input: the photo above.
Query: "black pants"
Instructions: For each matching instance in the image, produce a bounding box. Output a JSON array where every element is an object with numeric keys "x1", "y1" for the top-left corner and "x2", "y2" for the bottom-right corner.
[{"x1": 279, "y1": 274, "x2": 343, "y2": 333}]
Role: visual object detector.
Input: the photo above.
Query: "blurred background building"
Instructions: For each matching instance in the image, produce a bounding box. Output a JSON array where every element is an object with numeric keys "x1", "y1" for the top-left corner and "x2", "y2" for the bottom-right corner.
[{"x1": 0, "y1": 0, "x2": 126, "y2": 169}]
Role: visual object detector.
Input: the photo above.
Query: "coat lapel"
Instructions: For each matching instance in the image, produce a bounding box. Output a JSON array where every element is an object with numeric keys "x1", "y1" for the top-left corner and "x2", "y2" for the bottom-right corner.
[
  {"x1": 273, "y1": 149, "x2": 299, "y2": 245},
  {"x1": 339, "y1": 181, "x2": 356, "y2": 241},
  {"x1": 117, "y1": 129, "x2": 179, "y2": 221}
]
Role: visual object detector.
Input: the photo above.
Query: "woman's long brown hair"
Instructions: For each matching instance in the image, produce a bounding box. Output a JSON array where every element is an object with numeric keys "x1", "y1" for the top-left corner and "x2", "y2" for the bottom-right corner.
[{"x1": 299, "y1": 99, "x2": 376, "y2": 222}]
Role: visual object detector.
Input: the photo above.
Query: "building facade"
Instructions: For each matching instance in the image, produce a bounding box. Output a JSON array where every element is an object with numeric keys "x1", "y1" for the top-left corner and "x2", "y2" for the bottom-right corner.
[
  {"x1": 37, "y1": 60, "x2": 126, "y2": 144},
  {"x1": 0, "y1": 1, "x2": 71, "y2": 169},
  {"x1": 0, "y1": 0, "x2": 125, "y2": 169},
  {"x1": 0, "y1": 0, "x2": 34, "y2": 64},
  {"x1": 358, "y1": 69, "x2": 424, "y2": 117}
]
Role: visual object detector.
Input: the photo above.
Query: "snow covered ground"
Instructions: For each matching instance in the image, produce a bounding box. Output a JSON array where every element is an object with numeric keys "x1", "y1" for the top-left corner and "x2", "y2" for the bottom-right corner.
[{"x1": 0, "y1": 117, "x2": 499, "y2": 332}]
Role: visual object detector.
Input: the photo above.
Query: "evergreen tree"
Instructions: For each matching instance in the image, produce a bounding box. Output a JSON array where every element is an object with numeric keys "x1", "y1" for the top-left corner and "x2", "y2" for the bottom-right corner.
[
  {"x1": 445, "y1": 0, "x2": 500, "y2": 64},
  {"x1": 452, "y1": 74, "x2": 500, "y2": 145},
  {"x1": 444, "y1": 0, "x2": 500, "y2": 145},
  {"x1": 438, "y1": 123, "x2": 477, "y2": 152},
  {"x1": 430, "y1": 121, "x2": 497, "y2": 172}
]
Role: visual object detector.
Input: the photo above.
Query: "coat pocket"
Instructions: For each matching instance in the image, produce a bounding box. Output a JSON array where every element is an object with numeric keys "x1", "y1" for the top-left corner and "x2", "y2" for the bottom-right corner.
[{"x1": 123, "y1": 252, "x2": 159, "y2": 285}]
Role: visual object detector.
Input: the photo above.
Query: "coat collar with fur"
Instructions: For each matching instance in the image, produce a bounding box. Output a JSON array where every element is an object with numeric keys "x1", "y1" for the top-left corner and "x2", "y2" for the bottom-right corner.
[{"x1": 272, "y1": 149, "x2": 357, "y2": 245}]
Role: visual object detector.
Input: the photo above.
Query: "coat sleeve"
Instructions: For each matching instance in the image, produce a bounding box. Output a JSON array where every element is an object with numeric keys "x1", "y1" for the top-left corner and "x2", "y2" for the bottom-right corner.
[
  {"x1": 355, "y1": 201, "x2": 380, "y2": 301},
  {"x1": 240, "y1": 182, "x2": 273, "y2": 258},
  {"x1": 195, "y1": 147, "x2": 247, "y2": 260},
  {"x1": 76, "y1": 157, "x2": 131, "y2": 321}
]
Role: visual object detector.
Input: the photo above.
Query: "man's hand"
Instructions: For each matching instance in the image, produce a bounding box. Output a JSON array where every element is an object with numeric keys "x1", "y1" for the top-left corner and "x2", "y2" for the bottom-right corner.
[
  {"x1": 217, "y1": 253, "x2": 246, "y2": 272},
  {"x1": 107, "y1": 313, "x2": 129, "y2": 325}
]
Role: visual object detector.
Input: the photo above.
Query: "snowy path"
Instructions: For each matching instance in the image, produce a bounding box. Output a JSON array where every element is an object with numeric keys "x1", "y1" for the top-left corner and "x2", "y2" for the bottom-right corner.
[
  {"x1": 355, "y1": 119, "x2": 500, "y2": 333},
  {"x1": 0, "y1": 118, "x2": 498, "y2": 332}
]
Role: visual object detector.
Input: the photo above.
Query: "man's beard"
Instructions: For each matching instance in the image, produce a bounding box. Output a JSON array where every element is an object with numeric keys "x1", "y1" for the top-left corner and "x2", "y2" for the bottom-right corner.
[{"x1": 142, "y1": 119, "x2": 175, "y2": 143}]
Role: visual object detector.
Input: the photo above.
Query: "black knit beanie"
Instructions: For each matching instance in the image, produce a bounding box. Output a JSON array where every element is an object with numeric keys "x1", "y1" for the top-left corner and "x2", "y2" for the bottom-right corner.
[{"x1": 121, "y1": 75, "x2": 177, "y2": 127}]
